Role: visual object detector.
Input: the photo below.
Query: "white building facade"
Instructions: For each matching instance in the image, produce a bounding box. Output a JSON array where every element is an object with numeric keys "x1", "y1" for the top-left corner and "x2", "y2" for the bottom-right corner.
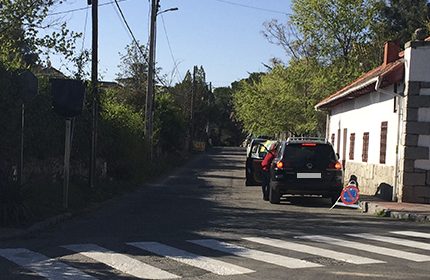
[{"x1": 316, "y1": 39, "x2": 430, "y2": 203}]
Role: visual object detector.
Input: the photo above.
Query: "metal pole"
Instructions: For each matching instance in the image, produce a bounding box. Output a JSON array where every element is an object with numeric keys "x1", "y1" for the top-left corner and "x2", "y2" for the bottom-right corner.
[
  {"x1": 189, "y1": 66, "x2": 197, "y2": 151},
  {"x1": 89, "y1": 0, "x2": 99, "y2": 188},
  {"x1": 145, "y1": 0, "x2": 158, "y2": 160},
  {"x1": 393, "y1": 96, "x2": 403, "y2": 202},
  {"x1": 63, "y1": 119, "x2": 72, "y2": 209},
  {"x1": 19, "y1": 103, "x2": 25, "y2": 185}
]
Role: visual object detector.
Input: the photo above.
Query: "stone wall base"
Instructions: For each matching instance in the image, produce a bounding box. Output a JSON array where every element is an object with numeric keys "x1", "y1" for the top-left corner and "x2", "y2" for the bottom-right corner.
[
  {"x1": 345, "y1": 162, "x2": 395, "y2": 199},
  {"x1": 400, "y1": 185, "x2": 430, "y2": 203}
]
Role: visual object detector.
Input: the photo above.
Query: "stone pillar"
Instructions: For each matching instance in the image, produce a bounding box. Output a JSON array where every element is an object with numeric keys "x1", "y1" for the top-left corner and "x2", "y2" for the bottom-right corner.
[{"x1": 398, "y1": 40, "x2": 430, "y2": 203}]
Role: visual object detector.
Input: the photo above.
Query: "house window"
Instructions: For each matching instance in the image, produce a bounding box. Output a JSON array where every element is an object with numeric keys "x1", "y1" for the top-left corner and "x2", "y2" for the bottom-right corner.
[
  {"x1": 349, "y1": 133, "x2": 355, "y2": 160},
  {"x1": 380, "y1": 122, "x2": 388, "y2": 164},
  {"x1": 337, "y1": 129, "x2": 341, "y2": 154},
  {"x1": 331, "y1": 133, "x2": 335, "y2": 146},
  {"x1": 362, "y1": 132, "x2": 369, "y2": 162}
]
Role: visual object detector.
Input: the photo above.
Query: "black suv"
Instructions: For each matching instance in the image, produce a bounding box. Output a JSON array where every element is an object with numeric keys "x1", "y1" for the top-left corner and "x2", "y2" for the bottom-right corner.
[{"x1": 267, "y1": 137, "x2": 344, "y2": 204}]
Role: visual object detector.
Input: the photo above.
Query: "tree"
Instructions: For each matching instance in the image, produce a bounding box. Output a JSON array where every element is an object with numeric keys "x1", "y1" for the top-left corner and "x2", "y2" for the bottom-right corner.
[
  {"x1": 0, "y1": 0, "x2": 81, "y2": 69},
  {"x1": 233, "y1": 60, "x2": 332, "y2": 137},
  {"x1": 115, "y1": 43, "x2": 149, "y2": 110},
  {"x1": 170, "y1": 66, "x2": 212, "y2": 141},
  {"x1": 171, "y1": 70, "x2": 193, "y2": 121},
  {"x1": 263, "y1": 0, "x2": 381, "y2": 82},
  {"x1": 373, "y1": 0, "x2": 430, "y2": 47},
  {"x1": 153, "y1": 91, "x2": 186, "y2": 153},
  {"x1": 210, "y1": 87, "x2": 244, "y2": 146}
]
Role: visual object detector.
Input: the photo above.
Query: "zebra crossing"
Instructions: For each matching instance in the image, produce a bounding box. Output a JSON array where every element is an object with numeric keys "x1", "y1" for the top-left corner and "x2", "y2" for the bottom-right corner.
[{"x1": 0, "y1": 230, "x2": 429, "y2": 279}]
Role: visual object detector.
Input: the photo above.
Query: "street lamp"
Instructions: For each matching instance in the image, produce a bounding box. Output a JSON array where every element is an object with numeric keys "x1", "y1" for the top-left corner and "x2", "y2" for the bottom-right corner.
[
  {"x1": 144, "y1": 1, "x2": 177, "y2": 160},
  {"x1": 158, "y1": 7, "x2": 178, "y2": 15}
]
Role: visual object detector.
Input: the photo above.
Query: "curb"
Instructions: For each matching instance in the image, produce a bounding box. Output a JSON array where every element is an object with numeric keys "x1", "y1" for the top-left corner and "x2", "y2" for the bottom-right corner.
[
  {"x1": 360, "y1": 201, "x2": 430, "y2": 223},
  {"x1": 0, "y1": 213, "x2": 72, "y2": 241}
]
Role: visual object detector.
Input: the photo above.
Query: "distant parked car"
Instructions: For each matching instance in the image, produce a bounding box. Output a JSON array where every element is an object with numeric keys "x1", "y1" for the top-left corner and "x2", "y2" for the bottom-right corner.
[
  {"x1": 245, "y1": 139, "x2": 277, "y2": 186},
  {"x1": 266, "y1": 137, "x2": 344, "y2": 204}
]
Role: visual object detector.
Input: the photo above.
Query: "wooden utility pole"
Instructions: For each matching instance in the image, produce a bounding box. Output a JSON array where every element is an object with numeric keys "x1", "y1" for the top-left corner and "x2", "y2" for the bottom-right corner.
[
  {"x1": 89, "y1": 0, "x2": 98, "y2": 188},
  {"x1": 189, "y1": 65, "x2": 197, "y2": 149},
  {"x1": 145, "y1": 0, "x2": 159, "y2": 160}
]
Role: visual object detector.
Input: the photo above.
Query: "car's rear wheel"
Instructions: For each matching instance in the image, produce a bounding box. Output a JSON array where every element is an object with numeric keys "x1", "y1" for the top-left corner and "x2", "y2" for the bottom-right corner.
[{"x1": 269, "y1": 182, "x2": 280, "y2": 204}]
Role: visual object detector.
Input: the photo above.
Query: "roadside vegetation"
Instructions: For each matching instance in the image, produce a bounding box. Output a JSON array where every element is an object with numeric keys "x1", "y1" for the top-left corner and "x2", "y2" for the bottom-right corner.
[
  {"x1": 1, "y1": 0, "x2": 428, "y2": 227},
  {"x1": 232, "y1": 0, "x2": 430, "y2": 136},
  {"x1": 0, "y1": 1, "x2": 242, "y2": 226}
]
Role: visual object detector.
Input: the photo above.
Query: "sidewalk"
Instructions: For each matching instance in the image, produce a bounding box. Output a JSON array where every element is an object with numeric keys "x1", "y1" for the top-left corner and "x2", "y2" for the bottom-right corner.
[
  {"x1": 360, "y1": 195, "x2": 430, "y2": 222},
  {"x1": 0, "y1": 213, "x2": 72, "y2": 241}
]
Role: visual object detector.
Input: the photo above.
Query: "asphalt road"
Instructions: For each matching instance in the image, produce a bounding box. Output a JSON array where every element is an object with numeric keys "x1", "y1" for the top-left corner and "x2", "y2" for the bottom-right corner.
[{"x1": 1, "y1": 147, "x2": 430, "y2": 280}]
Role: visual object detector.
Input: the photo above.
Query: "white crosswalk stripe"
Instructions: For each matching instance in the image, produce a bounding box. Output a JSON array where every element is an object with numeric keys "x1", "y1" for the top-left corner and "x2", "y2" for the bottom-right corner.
[
  {"x1": 391, "y1": 231, "x2": 430, "y2": 239},
  {"x1": 297, "y1": 235, "x2": 430, "y2": 262},
  {"x1": 243, "y1": 237, "x2": 384, "y2": 265},
  {"x1": 188, "y1": 239, "x2": 323, "y2": 269},
  {"x1": 63, "y1": 244, "x2": 180, "y2": 279},
  {"x1": 128, "y1": 241, "x2": 254, "y2": 276},
  {"x1": 3, "y1": 233, "x2": 430, "y2": 279},
  {"x1": 347, "y1": 233, "x2": 430, "y2": 251},
  {"x1": 0, "y1": 248, "x2": 96, "y2": 280}
]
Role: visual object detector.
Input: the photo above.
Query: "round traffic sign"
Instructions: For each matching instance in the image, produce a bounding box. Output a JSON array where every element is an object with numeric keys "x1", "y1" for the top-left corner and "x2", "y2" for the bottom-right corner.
[{"x1": 340, "y1": 185, "x2": 360, "y2": 205}]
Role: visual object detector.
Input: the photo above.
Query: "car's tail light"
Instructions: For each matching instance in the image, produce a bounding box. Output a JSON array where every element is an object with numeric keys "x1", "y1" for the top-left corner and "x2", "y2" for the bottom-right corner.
[
  {"x1": 302, "y1": 143, "x2": 317, "y2": 147},
  {"x1": 328, "y1": 161, "x2": 342, "y2": 170},
  {"x1": 275, "y1": 160, "x2": 291, "y2": 169}
]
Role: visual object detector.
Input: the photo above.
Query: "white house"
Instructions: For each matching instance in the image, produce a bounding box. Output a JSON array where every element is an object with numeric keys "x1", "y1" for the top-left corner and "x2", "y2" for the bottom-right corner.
[{"x1": 315, "y1": 37, "x2": 430, "y2": 204}]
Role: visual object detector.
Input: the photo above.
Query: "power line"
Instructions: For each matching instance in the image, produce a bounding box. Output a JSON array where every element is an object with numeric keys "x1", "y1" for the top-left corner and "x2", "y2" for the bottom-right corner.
[
  {"x1": 160, "y1": 14, "x2": 182, "y2": 83},
  {"x1": 81, "y1": 6, "x2": 89, "y2": 52},
  {"x1": 113, "y1": 0, "x2": 142, "y2": 54},
  {"x1": 113, "y1": 0, "x2": 167, "y2": 87},
  {"x1": 48, "y1": 0, "x2": 129, "y2": 16},
  {"x1": 212, "y1": 0, "x2": 290, "y2": 16},
  {"x1": 110, "y1": 0, "x2": 134, "y2": 42}
]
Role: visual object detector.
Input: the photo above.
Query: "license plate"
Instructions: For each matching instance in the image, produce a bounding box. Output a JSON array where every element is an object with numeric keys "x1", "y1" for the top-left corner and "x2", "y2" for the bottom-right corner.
[{"x1": 297, "y1": 173, "x2": 321, "y2": 179}]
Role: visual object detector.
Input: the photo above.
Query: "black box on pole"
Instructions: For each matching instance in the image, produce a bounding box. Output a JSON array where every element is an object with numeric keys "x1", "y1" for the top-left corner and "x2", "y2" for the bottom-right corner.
[{"x1": 51, "y1": 79, "x2": 86, "y2": 118}]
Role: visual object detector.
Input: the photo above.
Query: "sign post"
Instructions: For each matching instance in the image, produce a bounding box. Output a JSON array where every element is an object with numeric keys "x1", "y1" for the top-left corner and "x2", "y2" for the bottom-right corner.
[
  {"x1": 17, "y1": 70, "x2": 38, "y2": 186},
  {"x1": 330, "y1": 179, "x2": 361, "y2": 209},
  {"x1": 51, "y1": 79, "x2": 85, "y2": 209}
]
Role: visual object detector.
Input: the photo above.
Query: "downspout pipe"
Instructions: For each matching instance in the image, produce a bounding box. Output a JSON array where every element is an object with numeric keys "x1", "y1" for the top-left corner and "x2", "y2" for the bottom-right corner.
[{"x1": 374, "y1": 74, "x2": 405, "y2": 202}]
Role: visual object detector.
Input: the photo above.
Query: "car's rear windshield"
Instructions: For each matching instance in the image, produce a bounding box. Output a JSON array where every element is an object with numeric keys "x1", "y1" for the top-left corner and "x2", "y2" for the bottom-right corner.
[{"x1": 283, "y1": 143, "x2": 336, "y2": 168}]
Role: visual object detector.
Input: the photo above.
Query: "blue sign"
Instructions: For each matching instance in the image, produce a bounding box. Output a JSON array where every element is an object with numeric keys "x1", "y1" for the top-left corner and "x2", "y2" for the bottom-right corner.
[{"x1": 341, "y1": 185, "x2": 360, "y2": 205}]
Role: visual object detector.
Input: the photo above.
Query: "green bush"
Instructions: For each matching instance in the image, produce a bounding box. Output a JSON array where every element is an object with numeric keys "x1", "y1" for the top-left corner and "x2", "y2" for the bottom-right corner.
[
  {"x1": 99, "y1": 89, "x2": 145, "y2": 180},
  {"x1": 0, "y1": 182, "x2": 32, "y2": 226},
  {"x1": 0, "y1": 63, "x2": 191, "y2": 227}
]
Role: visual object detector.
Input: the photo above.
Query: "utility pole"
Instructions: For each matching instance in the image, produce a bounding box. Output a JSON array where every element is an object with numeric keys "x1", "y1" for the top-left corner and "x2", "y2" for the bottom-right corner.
[
  {"x1": 189, "y1": 65, "x2": 197, "y2": 150},
  {"x1": 89, "y1": 0, "x2": 98, "y2": 188},
  {"x1": 145, "y1": 0, "x2": 159, "y2": 160}
]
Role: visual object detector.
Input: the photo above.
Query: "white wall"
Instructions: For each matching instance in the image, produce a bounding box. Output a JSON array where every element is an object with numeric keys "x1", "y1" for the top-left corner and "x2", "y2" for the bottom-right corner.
[
  {"x1": 405, "y1": 45, "x2": 430, "y2": 83},
  {"x1": 405, "y1": 44, "x2": 430, "y2": 171},
  {"x1": 328, "y1": 85, "x2": 400, "y2": 167}
]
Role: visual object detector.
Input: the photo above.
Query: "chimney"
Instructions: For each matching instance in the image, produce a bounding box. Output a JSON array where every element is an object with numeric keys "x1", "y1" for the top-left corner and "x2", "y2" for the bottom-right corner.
[{"x1": 383, "y1": 41, "x2": 400, "y2": 66}]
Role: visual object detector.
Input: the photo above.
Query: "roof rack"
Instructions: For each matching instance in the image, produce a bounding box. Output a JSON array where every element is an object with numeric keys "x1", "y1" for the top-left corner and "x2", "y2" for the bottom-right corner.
[{"x1": 287, "y1": 136, "x2": 327, "y2": 143}]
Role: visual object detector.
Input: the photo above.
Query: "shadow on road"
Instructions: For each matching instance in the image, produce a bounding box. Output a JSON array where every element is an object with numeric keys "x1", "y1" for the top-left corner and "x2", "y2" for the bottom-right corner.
[{"x1": 8, "y1": 147, "x2": 423, "y2": 252}]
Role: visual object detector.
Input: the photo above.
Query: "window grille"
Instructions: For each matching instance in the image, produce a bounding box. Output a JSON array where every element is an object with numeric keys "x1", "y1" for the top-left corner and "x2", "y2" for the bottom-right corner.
[
  {"x1": 362, "y1": 132, "x2": 369, "y2": 162},
  {"x1": 380, "y1": 122, "x2": 388, "y2": 164},
  {"x1": 349, "y1": 133, "x2": 355, "y2": 160}
]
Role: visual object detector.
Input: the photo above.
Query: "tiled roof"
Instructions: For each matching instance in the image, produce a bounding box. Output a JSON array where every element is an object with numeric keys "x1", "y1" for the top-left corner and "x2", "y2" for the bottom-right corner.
[
  {"x1": 315, "y1": 59, "x2": 404, "y2": 109},
  {"x1": 317, "y1": 37, "x2": 430, "y2": 110}
]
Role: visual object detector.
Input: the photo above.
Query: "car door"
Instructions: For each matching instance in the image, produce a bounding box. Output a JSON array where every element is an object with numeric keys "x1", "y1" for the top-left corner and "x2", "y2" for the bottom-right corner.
[{"x1": 245, "y1": 140, "x2": 269, "y2": 186}]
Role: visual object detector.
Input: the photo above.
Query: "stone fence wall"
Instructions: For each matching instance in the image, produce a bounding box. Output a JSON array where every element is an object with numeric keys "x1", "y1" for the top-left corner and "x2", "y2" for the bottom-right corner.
[{"x1": 345, "y1": 162, "x2": 395, "y2": 200}]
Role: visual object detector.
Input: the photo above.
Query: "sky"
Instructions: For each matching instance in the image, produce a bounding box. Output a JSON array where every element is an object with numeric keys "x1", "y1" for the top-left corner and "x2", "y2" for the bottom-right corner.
[{"x1": 47, "y1": 0, "x2": 292, "y2": 88}]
